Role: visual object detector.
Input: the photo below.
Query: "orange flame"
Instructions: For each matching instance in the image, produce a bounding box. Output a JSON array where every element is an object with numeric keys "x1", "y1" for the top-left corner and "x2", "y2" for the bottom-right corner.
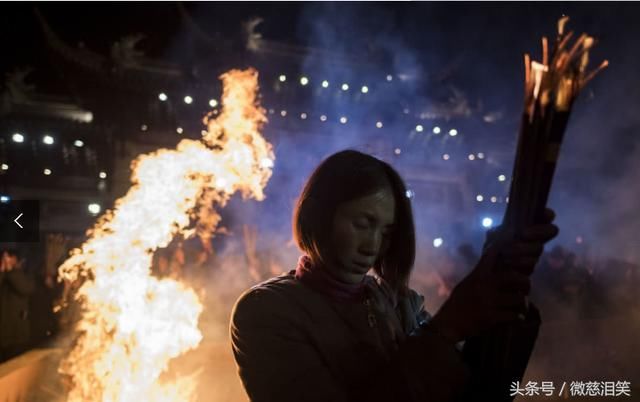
[
  {"x1": 58, "y1": 68, "x2": 273, "y2": 402},
  {"x1": 523, "y1": 17, "x2": 608, "y2": 115}
]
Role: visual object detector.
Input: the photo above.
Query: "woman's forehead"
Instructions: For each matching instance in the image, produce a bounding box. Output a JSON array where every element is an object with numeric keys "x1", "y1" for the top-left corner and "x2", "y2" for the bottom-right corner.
[{"x1": 338, "y1": 188, "x2": 396, "y2": 221}]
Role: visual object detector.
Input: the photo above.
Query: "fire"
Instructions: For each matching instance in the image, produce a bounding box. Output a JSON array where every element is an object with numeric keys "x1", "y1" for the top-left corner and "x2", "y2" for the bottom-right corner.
[
  {"x1": 523, "y1": 16, "x2": 608, "y2": 115},
  {"x1": 57, "y1": 69, "x2": 273, "y2": 402}
]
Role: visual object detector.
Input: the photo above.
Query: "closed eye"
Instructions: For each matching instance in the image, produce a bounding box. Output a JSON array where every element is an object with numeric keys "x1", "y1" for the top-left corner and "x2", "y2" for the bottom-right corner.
[{"x1": 353, "y1": 220, "x2": 369, "y2": 230}]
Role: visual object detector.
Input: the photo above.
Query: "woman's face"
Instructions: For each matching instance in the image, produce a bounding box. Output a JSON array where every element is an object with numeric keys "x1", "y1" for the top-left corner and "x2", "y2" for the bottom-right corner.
[{"x1": 327, "y1": 186, "x2": 396, "y2": 283}]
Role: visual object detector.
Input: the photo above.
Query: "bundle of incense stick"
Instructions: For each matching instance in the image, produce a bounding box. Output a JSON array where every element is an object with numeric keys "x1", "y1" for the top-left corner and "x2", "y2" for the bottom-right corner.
[
  {"x1": 458, "y1": 18, "x2": 608, "y2": 402},
  {"x1": 505, "y1": 16, "x2": 608, "y2": 234}
]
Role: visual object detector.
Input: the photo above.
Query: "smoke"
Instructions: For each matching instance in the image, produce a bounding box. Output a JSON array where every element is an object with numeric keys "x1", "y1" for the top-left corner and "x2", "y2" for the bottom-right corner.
[{"x1": 553, "y1": 38, "x2": 640, "y2": 263}]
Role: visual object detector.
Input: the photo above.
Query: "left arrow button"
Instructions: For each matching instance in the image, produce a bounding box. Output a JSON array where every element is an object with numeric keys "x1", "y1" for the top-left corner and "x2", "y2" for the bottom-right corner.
[
  {"x1": 0, "y1": 200, "x2": 39, "y2": 242},
  {"x1": 14, "y1": 212, "x2": 23, "y2": 229}
]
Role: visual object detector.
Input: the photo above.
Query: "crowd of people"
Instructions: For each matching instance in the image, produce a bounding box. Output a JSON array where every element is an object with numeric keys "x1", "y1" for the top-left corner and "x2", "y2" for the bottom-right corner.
[
  {"x1": 151, "y1": 235, "x2": 216, "y2": 290},
  {"x1": 413, "y1": 242, "x2": 640, "y2": 322},
  {"x1": 532, "y1": 245, "x2": 639, "y2": 320}
]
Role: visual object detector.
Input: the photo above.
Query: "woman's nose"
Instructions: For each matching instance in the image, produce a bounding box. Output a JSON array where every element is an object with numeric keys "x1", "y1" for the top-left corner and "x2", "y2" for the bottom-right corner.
[{"x1": 359, "y1": 230, "x2": 381, "y2": 256}]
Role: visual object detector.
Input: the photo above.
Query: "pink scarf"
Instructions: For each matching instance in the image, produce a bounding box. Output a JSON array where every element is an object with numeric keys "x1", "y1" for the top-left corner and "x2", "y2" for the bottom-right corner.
[{"x1": 294, "y1": 255, "x2": 366, "y2": 302}]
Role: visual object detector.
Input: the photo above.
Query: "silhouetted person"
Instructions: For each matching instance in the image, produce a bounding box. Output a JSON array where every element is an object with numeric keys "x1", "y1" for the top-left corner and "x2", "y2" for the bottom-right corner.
[{"x1": 0, "y1": 247, "x2": 35, "y2": 362}]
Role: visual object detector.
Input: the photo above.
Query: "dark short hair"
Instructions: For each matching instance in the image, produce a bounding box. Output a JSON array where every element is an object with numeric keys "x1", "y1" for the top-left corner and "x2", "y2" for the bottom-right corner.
[{"x1": 292, "y1": 150, "x2": 415, "y2": 293}]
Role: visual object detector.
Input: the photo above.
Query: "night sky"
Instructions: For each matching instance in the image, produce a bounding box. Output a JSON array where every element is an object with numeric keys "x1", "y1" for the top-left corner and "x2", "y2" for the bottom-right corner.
[
  {"x1": 1, "y1": 3, "x2": 634, "y2": 111},
  {"x1": 1, "y1": 2, "x2": 636, "y2": 130},
  {"x1": 2, "y1": 3, "x2": 635, "y2": 93}
]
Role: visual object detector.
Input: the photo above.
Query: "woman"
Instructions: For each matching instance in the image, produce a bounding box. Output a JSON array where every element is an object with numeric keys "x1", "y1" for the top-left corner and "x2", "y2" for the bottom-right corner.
[{"x1": 230, "y1": 150, "x2": 558, "y2": 402}]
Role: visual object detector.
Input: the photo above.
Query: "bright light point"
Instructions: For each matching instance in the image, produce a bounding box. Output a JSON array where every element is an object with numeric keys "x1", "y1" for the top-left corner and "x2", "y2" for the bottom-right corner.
[
  {"x1": 339, "y1": 116, "x2": 348, "y2": 124},
  {"x1": 300, "y1": 113, "x2": 307, "y2": 119},
  {"x1": 482, "y1": 217, "x2": 494, "y2": 228},
  {"x1": 433, "y1": 126, "x2": 441, "y2": 134},
  {"x1": 215, "y1": 178, "x2": 227, "y2": 188},
  {"x1": 1, "y1": 164, "x2": 8, "y2": 170},
  {"x1": 416, "y1": 124, "x2": 424, "y2": 132},
  {"x1": 477, "y1": 152, "x2": 485, "y2": 159},
  {"x1": 405, "y1": 189, "x2": 414, "y2": 199},
  {"x1": 158, "y1": 93, "x2": 168, "y2": 101},
  {"x1": 279, "y1": 75, "x2": 286, "y2": 82},
  {"x1": 341, "y1": 83, "x2": 349, "y2": 91},
  {"x1": 376, "y1": 121, "x2": 383, "y2": 128},
  {"x1": 176, "y1": 127, "x2": 183, "y2": 134},
  {"x1": 43, "y1": 168, "x2": 52, "y2": 176},
  {"x1": 12, "y1": 133, "x2": 24, "y2": 143},
  {"x1": 320, "y1": 115, "x2": 327, "y2": 122},
  {"x1": 442, "y1": 154, "x2": 450, "y2": 161},
  {"x1": 321, "y1": 80, "x2": 329, "y2": 88},
  {"x1": 433, "y1": 238, "x2": 443, "y2": 248},
  {"x1": 576, "y1": 236, "x2": 583, "y2": 244},
  {"x1": 506, "y1": 196, "x2": 509, "y2": 203},
  {"x1": 361, "y1": 86, "x2": 369, "y2": 93},
  {"x1": 280, "y1": 110, "x2": 287, "y2": 117},
  {"x1": 140, "y1": 124, "x2": 148, "y2": 131},
  {"x1": 449, "y1": 129, "x2": 458, "y2": 136},
  {"x1": 88, "y1": 203, "x2": 101, "y2": 215},
  {"x1": 476, "y1": 195, "x2": 484, "y2": 202},
  {"x1": 403, "y1": 108, "x2": 410, "y2": 114},
  {"x1": 74, "y1": 140, "x2": 84, "y2": 147},
  {"x1": 260, "y1": 158, "x2": 274, "y2": 169},
  {"x1": 43, "y1": 135, "x2": 54, "y2": 145},
  {"x1": 490, "y1": 196, "x2": 497, "y2": 203},
  {"x1": 99, "y1": 171, "x2": 107, "y2": 179},
  {"x1": 0, "y1": 196, "x2": 9, "y2": 203},
  {"x1": 394, "y1": 148, "x2": 401, "y2": 155},
  {"x1": 468, "y1": 154, "x2": 475, "y2": 161},
  {"x1": 300, "y1": 76, "x2": 309, "y2": 86},
  {"x1": 209, "y1": 99, "x2": 218, "y2": 107},
  {"x1": 386, "y1": 74, "x2": 393, "y2": 81},
  {"x1": 183, "y1": 95, "x2": 193, "y2": 104}
]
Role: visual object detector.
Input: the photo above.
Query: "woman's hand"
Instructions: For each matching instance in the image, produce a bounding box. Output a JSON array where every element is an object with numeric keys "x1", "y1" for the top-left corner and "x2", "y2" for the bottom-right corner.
[{"x1": 429, "y1": 208, "x2": 559, "y2": 343}]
